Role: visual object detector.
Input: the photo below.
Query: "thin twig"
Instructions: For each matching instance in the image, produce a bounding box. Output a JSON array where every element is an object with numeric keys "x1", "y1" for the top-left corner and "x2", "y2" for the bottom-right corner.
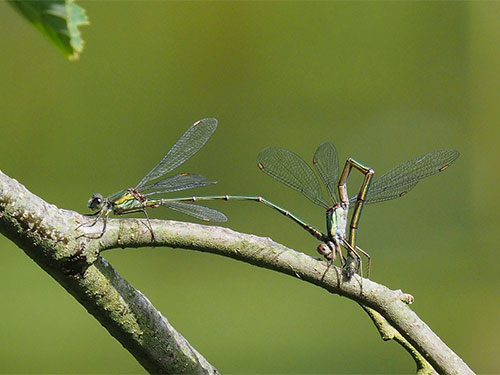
[{"x1": 360, "y1": 305, "x2": 438, "y2": 375}]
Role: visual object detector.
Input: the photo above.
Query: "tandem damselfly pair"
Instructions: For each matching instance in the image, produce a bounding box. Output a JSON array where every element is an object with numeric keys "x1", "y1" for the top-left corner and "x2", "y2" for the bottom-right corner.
[{"x1": 78, "y1": 118, "x2": 459, "y2": 277}]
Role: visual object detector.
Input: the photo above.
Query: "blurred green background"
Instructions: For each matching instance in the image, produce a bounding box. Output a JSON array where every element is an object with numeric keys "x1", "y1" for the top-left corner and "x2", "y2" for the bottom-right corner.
[{"x1": 1, "y1": 1, "x2": 499, "y2": 373}]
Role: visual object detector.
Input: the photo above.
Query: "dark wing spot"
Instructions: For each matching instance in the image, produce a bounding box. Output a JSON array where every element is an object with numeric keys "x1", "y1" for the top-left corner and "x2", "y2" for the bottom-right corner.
[
  {"x1": 399, "y1": 191, "x2": 407, "y2": 197},
  {"x1": 257, "y1": 162, "x2": 264, "y2": 170}
]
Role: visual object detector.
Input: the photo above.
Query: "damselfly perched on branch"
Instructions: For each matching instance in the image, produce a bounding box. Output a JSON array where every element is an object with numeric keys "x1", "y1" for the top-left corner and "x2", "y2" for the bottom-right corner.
[
  {"x1": 78, "y1": 118, "x2": 226, "y2": 239},
  {"x1": 256, "y1": 143, "x2": 460, "y2": 277}
]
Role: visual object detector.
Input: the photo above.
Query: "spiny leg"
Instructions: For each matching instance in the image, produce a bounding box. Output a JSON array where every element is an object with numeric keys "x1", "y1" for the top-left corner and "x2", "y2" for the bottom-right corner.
[
  {"x1": 75, "y1": 208, "x2": 110, "y2": 239},
  {"x1": 75, "y1": 210, "x2": 104, "y2": 231},
  {"x1": 115, "y1": 207, "x2": 156, "y2": 242},
  {"x1": 320, "y1": 258, "x2": 342, "y2": 288},
  {"x1": 76, "y1": 213, "x2": 109, "y2": 239},
  {"x1": 141, "y1": 208, "x2": 155, "y2": 242},
  {"x1": 355, "y1": 244, "x2": 371, "y2": 279}
]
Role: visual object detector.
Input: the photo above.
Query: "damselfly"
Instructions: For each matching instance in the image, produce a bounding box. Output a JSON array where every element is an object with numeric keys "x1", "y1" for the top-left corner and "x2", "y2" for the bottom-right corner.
[
  {"x1": 255, "y1": 143, "x2": 459, "y2": 277},
  {"x1": 78, "y1": 118, "x2": 227, "y2": 239}
]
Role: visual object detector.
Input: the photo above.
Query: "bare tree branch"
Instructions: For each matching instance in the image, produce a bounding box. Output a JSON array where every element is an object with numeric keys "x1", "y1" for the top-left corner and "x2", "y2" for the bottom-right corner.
[
  {"x1": 90, "y1": 216, "x2": 473, "y2": 375},
  {"x1": 0, "y1": 171, "x2": 218, "y2": 374},
  {"x1": 0, "y1": 170, "x2": 474, "y2": 375}
]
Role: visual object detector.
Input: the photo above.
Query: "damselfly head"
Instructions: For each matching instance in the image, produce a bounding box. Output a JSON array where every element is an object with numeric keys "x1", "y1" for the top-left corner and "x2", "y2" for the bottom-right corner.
[
  {"x1": 88, "y1": 193, "x2": 105, "y2": 211},
  {"x1": 317, "y1": 243, "x2": 334, "y2": 260}
]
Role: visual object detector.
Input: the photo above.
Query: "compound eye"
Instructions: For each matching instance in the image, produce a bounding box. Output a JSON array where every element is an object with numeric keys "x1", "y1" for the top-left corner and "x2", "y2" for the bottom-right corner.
[
  {"x1": 317, "y1": 243, "x2": 333, "y2": 260},
  {"x1": 88, "y1": 193, "x2": 104, "y2": 211}
]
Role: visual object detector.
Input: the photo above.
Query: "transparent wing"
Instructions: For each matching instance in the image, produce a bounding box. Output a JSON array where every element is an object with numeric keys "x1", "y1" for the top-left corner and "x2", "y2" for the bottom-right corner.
[
  {"x1": 313, "y1": 141, "x2": 339, "y2": 203},
  {"x1": 350, "y1": 149, "x2": 459, "y2": 204},
  {"x1": 140, "y1": 173, "x2": 216, "y2": 196},
  {"x1": 257, "y1": 146, "x2": 329, "y2": 208},
  {"x1": 163, "y1": 201, "x2": 228, "y2": 222},
  {"x1": 136, "y1": 118, "x2": 218, "y2": 189}
]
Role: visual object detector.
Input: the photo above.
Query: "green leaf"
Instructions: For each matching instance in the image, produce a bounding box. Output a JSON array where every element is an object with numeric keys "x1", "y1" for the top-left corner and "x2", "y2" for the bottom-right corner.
[{"x1": 8, "y1": 0, "x2": 89, "y2": 60}]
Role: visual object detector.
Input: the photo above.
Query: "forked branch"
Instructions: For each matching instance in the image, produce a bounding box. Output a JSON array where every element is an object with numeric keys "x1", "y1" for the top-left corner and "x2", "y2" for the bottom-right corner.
[{"x1": 0, "y1": 171, "x2": 474, "y2": 375}]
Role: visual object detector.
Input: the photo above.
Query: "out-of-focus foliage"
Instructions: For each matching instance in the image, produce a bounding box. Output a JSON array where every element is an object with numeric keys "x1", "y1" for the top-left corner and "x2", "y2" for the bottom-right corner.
[{"x1": 7, "y1": 0, "x2": 88, "y2": 59}]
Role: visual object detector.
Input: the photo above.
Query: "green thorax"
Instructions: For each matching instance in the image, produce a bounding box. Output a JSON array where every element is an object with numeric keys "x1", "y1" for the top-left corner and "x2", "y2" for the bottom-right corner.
[
  {"x1": 109, "y1": 189, "x2": 159, "y2": 214},
  {"x1": 326, "y1": 203, "x2": 348, "y2": 242}
]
